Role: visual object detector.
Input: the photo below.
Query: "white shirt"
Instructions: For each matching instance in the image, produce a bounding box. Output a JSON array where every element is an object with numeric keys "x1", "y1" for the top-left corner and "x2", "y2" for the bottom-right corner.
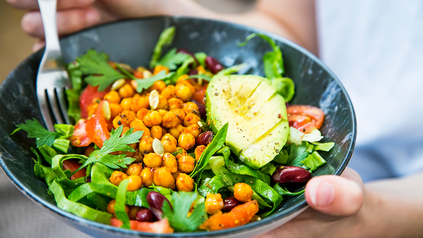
[{"x1": 317, "y1": 0, "x2": 423, "y2": 181}]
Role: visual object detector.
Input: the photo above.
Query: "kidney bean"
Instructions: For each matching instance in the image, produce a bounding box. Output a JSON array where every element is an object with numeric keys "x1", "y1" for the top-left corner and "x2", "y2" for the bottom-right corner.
[
  {"x1": 272, "y1": 166, "x2": 311, "y2": 184},
  {"x1": 135, "y1": 208, "x2": 156, "y2": 222},
  {"x1": 205, "y1": 56, "x2": 224, "y2": 74},
  {"x1": 223, "y1": 196, "x2": 243, "y2": 212},
  {"x1": 177, "y1": 48, "x2": 199, "y2": 65},
  {"x1": 197, "y1": 131, "x2": 214, "y2": 145},
  {"x1": 192, "y1": 100, "x2": 206, "y2": 119},
  {"x1": 146, "y1": 191, "x2": 172, "y2": 219},
  {"x1": 188, "y1": 69, "x2": 199, "y2": 76}
]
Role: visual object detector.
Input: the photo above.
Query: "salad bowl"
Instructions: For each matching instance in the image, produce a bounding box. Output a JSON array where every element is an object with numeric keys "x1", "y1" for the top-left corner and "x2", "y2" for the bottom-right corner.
[{"x1": 0, "y1": 16, "x2": 356, "y2": 238}]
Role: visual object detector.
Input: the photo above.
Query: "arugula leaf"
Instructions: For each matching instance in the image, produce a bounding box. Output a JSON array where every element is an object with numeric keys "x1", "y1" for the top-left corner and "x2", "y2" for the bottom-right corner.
[
  {"x1": 135, "y1": 71, "x2": 174, "y2": 93},
  {"x1": 162, "y1": 192, "x2": 207, "y2": 232},
  {"x1": 190, "y1": 123, "x2": 229, "y2": 179},
  {"x1": 155, "y1": 48, "x2": 191, "y2": 70},
  {"x1": 77, "y1": 50, "x2": 125, "y2": 91},
  {"x1": 115, "y1": 179, "x2": 131, "y2": 229},
  {"x1": 301, "y1": 151, "x2": 327, "y2": 172},
  {"x1": 216, "y1": 63, "x2": 247, "y2": 76},
  {"x1": 271, "y1": 77, "x2": 295, "y2": 102},
  {"x1": 239, "y1": 33, "x2": 284, "y2": 78},
  {"x1": 194, "y1": 52, "x2": 207, "y2": 67},
  {"x1": 150, "y1": 26, "x2": 176, "y2": 68},
  {"x1": 187, "y1": 74, "x2": 213, "y2": 82},
  {"x1": 13, "y1": 119, "x2": 59, "y2": 147},
  {"x1": 175, "y1": 56, "x2": 195, "y2": 78},
  {"x1": 274, "y1": 183, "x2": 305, "y2": 196},
  {"x1": 71, "y1": 126, "x2": 143, "y2": 175}
]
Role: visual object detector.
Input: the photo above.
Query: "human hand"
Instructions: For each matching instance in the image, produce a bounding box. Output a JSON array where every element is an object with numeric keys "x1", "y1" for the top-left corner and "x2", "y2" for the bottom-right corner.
[{"x1": 259, "y1": 168, "x2": 367, "y2": 238}]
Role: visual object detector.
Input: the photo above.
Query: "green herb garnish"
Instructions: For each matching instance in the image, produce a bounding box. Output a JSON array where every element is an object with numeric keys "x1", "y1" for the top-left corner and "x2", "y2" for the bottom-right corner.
[{"x1": 135, "y1": 71, "x2": 175, "y2": 93}]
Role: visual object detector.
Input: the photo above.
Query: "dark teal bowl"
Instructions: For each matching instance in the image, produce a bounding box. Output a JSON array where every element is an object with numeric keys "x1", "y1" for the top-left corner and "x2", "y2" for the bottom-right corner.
[{"x1": 0, "y1": 16, "x2": 356, "y2": 238}]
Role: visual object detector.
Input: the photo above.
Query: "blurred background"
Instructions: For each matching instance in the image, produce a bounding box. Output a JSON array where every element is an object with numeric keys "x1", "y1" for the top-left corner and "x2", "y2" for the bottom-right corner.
[{"x1": 0, "y1": 0, "x2": 254, "y2": 237}]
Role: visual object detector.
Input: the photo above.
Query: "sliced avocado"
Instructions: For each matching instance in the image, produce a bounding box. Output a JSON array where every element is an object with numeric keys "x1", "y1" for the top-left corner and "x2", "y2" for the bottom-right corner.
[{"x1": 206, "y1": 75, "x2": 289, "y2": 168}]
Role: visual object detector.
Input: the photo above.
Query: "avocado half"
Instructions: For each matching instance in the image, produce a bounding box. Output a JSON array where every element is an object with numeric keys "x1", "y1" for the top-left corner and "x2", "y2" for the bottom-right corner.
[{"x1": 206, "y1": 75, "x2": 289, "y2": 169}]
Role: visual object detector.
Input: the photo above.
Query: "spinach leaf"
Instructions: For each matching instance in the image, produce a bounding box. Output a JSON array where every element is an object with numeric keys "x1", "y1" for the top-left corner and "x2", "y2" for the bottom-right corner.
[
  {"x1": 150, "y1": 26, "x2": 176, "y2": 68},
  {"x1": 274, "y1": 183, "x2": 305, "y2": 196},
  {"x1": 115, "y1": 179, "x2": 131, "y2": 229},
  {"x1": 222, "y1": 151, "x2": 271, "y2": 184},
  {"x1": 301, "y1": 151, "x2": 327, "y2": 172},
  {"x1": 38, "y1": 145, "x2": 57, "y2": 164},
  {"x1": 51, "y1": 154, "x2": 88, "y2": 188},
  {"x1": 287, "y1": 142, "x2": 309, "y2": 167}
]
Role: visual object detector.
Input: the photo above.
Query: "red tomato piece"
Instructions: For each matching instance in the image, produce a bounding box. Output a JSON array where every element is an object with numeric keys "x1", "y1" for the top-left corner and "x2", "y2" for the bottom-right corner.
[
  {"x1": 80, "y1": 85, "x2": 110, "y2": 118},
  {"x1": 110, "y1": 218, "x2": 174, "y2": 234},
  {"x1": 192, "y1": 85, "x2": 207, "y2": 105},
  {"x1": 70, "y1": 119, "x2": 92, "y2": 147},
  {"x1": 62, "y1": 159, "x2": 86, "y2": 180},
  {"x1": 287, "y1": 105, "x2": 325, "y2": 133},
  {"x1": 86, "y1": 100, "x2": 110, "y2": 148}
]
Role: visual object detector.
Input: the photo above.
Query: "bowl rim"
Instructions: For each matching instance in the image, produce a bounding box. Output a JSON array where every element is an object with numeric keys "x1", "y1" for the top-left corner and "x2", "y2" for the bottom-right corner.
[{"x1": 0, "y1": 15, "x2": 357, "y2": 237}]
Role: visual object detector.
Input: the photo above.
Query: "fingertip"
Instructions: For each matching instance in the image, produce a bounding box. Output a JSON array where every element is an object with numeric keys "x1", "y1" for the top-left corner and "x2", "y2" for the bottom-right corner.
[
  {"x1": 22, "y1": 12, "x2": 43, "y2": 37},
  {"x1": 33, "y1": 40, "x2": 46, "y2": 52},
  {"x1": 85, "y1": 7, "x2": 100, "y2": 26}
]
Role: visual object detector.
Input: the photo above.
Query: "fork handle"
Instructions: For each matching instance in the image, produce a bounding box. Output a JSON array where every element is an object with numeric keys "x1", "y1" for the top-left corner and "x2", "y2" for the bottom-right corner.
[{"x1": 38, "y1": 0, "x2": 61, "y2": 51}]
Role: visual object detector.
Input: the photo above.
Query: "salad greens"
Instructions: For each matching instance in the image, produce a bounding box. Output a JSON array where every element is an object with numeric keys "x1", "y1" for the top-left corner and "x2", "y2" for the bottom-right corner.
[
  {"x1": 134, "y1": 70, "x2": 174, "y2": 93},
  {"x1": 115, "y1": 179, "x2": 131, "y2": 229},
  {"x1": 150, "y1": 26, "x2": 176, "y2": 68}
]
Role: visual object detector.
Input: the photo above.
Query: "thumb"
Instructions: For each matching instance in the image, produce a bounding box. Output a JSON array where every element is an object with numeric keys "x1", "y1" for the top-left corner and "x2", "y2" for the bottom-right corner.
[{"x1": 305, "y1": 168, "x2": 364, "y2": 216}]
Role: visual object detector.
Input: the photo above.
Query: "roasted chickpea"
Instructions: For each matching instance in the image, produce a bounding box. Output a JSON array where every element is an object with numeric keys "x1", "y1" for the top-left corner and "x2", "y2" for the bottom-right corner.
[
  {"x1": 162, "y1": 111, "x2": 181, "y2": 128},
  {"x1": 120, "y1": 110, "x2": 136, "y2": 125},
  {"x1": 107, "y1": 199, "x2": 129, "y2": 214},
  {"x1": 109, "y1": 171, "x2": 128, "y2": 186},
  {"x1": 153, "y1": 65, "x2": 170, "y2": 75},
  {"x1": 176, "y1": 80, "x2": 195, "y2": 94},
  {"x1": 84, "y1": 145, "x2": 95, "y2": 156},
  {"x1": 126, "y1": 175, "x2": 142, "y2": 191},
  {"x1": 130, "y1": 118, "x2": 151, "y2": 137},
  {"x1": 162, "y1": 137, "x2": 177, "y2": 153},
  {"x1": 162, "y1": 133, "x2": 177, "y2": 145},
  {"x1": 204, "y1": 193, "x2": 224, "y2": 214},
  {"x1": 128, "y1": 206, "x2": 141, "y2": 220},
  {"x1": 172, "y1": 170, "x2": 181, "y2": 180},
  {"x1": 139, "y1": 136, "x2": 154, "y2": 153},
  {"x1": 177, "y1": 155, "x2": 195, "y2": 173},
  {"x1": 150, "y1": 126, "x2": 163, "y2": 139},
  {"x1": 120, "y1": 98, "x2": 133, "y2": 110},
  {"x1": 169, "y1": 125, "x2": 185, "y2": 139},
  {"x1": 175, "y1": 147, "x2": 187, "y2": 159},
  {"x1": 194, "y1": 145, "x2": 206, "y2": 161},
  {"x1": 133, "y1": 150, "x2": 143, "y2": 163},
  {"x1": 168, "y1": 98, "x2": 184, "y2": 110},
  {"x1": 136, "y1": 108, "x2": 149, "y2": 121},
  {"x1": 119, "y1": 83, "x2": 135, "y2": 98},
  {"x1": 183, "y1": 102, "x2": 199, "y2": 115},
  {"x1": 87, "y1": 103, "x2": 98, "y2": 117},
  {"x1": 178, "y1": 132, "x2": 196, "y2": 150},
  {"x1": 156, "y1": 96, "x2": 168, "y2": 110},
  {"x1": 104, "y1": 91, "x2": 121, "y2": 104},
  {"x1": 176, "y1": 84, "x2": 192, "y2": 102},
  {"x1": 184, "y1": 113, "x2": 201, "y2": 127},
  {"x1": 131, "y1": 97, "x2": 149, "y2": 112},
  {"x1": 163, "y1": 153, "x2": 178, "y2": 173},
  {"x1": 140, "y1": 167, "x2": 153, "y2": 187},
  {"x1": 143, "y1": 111, "x2": 162, "y2": 127},
  {"x1": 161, "y1": 85, "x2": 176, "y2": 99},
  {"x1": 153, "y1": 167, "x2": 175, "y2": 189},
  {"x1": 126, "y1": 163, "x2": 143, "y2": 176},
  {"x1": 234, "y1": 183, "x2": 253, "y2": 202},
  {"x1": 157, "y1": 109, "x2": 167, "y2": 117},
  {"x1": 172, "y1": 109, "x2": 186, "y2": 123},
  {"x1": 185, "y1": 124, "x2": 201, "y2": 138},
  {"x1": 176, "y1": 173, "x2": 194, "y2": 192},
  {"x1": 110, "y1": 103, "x2": 123, "y2": 119},
  {"x1": 143, "y1": 153, "x2": 162, "y2": 167}
]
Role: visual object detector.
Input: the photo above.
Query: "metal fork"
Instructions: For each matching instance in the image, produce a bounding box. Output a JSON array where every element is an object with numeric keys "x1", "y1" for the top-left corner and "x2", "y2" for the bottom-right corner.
[{"x1": 37, "y1": 0, "x2": 71, "y2": 131}]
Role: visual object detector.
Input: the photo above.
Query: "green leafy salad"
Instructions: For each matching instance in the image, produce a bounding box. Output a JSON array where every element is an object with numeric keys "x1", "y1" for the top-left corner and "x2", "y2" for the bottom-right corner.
[{"x1": 13, "y1": 26, "x2": 334, "y2": 233}]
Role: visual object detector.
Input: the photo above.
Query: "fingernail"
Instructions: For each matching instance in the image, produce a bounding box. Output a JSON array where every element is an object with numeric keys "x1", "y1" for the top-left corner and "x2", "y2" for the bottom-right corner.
[
  {"x1": 86, "y1": 9, "x2": 99, "y2": 25},
  {"x1": 311, "y1": 181, "x2": 335, "y2": 207}
]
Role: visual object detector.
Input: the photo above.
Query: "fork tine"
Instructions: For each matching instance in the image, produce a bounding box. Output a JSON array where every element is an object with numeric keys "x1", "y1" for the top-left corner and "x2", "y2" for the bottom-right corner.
[
  {"x1": 37, "y1": 89, "x2": 55, "y2": 131},
  {"x1": 47, "y1": 88, "x2": 65, "y2": 125},
  {"x1": 56, "y1": 87, "x2": 71, "y2": 124}
]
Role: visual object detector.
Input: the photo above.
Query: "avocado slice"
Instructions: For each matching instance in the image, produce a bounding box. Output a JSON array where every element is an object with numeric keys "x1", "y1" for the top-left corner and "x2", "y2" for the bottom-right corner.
[{"x1": 206, "y1": 75, "x2": 289, "y2": 168}]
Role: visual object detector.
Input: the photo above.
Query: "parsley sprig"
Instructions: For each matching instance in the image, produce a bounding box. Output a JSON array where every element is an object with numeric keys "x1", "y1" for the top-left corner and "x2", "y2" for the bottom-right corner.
[
  {"x1": 155, "y1": 48, "x2": 191, "y2": 70},
  {"x1": 76, "y1": 50, "x2": 125, "y2": 91},
  {"x1": 162, "y1": 192, "x2": 207, "y2": 232},
  {"x1": 71, "y1": 126, "x2": 143, "y2": 175}
]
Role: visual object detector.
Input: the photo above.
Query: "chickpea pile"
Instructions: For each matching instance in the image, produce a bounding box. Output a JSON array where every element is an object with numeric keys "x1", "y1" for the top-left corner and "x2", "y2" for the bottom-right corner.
[{"x1": 85, "y1": 66, "x2": 210, "y2": 197}]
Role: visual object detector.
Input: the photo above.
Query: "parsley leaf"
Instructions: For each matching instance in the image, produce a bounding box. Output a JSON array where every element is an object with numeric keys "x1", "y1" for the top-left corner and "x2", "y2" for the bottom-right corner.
[
  {"x1": 150, "y1": 27, "x2": 176, "y2": 68},
  {"x1": 162, "y1": 192, "x2": 207, "y2": 232},
  {"x1": 13, "y1": 119, "x2": 59, "y2": 147},
  {"x1": 155, "y1": 48, "x2": 191, "y2": 70},
  {"x1": 76, "y1": 50, "x2": 125, "y2": 91},
  {"x1": 135, "y1": 71, "x2": 174, "y2": 93},
  {"x1": 71, "y1": 126, "x2": 143, "y2": 175}
]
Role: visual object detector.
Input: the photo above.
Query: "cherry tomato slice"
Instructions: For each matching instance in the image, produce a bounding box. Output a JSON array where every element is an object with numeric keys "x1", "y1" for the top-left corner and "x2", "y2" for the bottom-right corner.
[
  {"x1": 287, "y1": 105, "x2": 324, "y2": 133},
  {"x1": 110, "y1": 218, "x2": 174, "y2": 234},
  {"x1": 192, "y1": 85, "x2": 207, "y2": 105},
  {"x1": 79, "y1": 85, "x2": 110, "y2": 118},
  {"x1": 86, "y1": 100, "x2": 110, "y2": 148},
  {"x1": 62, "y1": 159, "x2": 86, "y2": 180},
  {"x1": 70, "y1": 119, "x2": 92, "y2": 147}
]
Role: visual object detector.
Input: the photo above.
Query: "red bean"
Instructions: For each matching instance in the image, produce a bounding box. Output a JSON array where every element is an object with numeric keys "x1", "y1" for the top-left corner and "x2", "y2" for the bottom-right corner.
[
  {"x1": 223, "y1": 196, "x2": 242, "y2": 212},
  {"x1": 205, "y1": 56, "x2": 224, "y2": 74},
  {"x1": 135, "y1": 208, "x2": 156, "y2": 222},
  {"x1": 196, "y1": 131, "x2": 214, "y2": 145},
  {"x1": 188, "y1": 69, "x2": 199, "y2": 76},
  {"x1": 192, "y1": 100, "x2": 206, "y2": 119},
  {"x1": 146, "y1": 191, "x2": 172, "y2": 219},
  {"x1": 272, "y1": 166, "x2": 311, "y2": 184}
]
